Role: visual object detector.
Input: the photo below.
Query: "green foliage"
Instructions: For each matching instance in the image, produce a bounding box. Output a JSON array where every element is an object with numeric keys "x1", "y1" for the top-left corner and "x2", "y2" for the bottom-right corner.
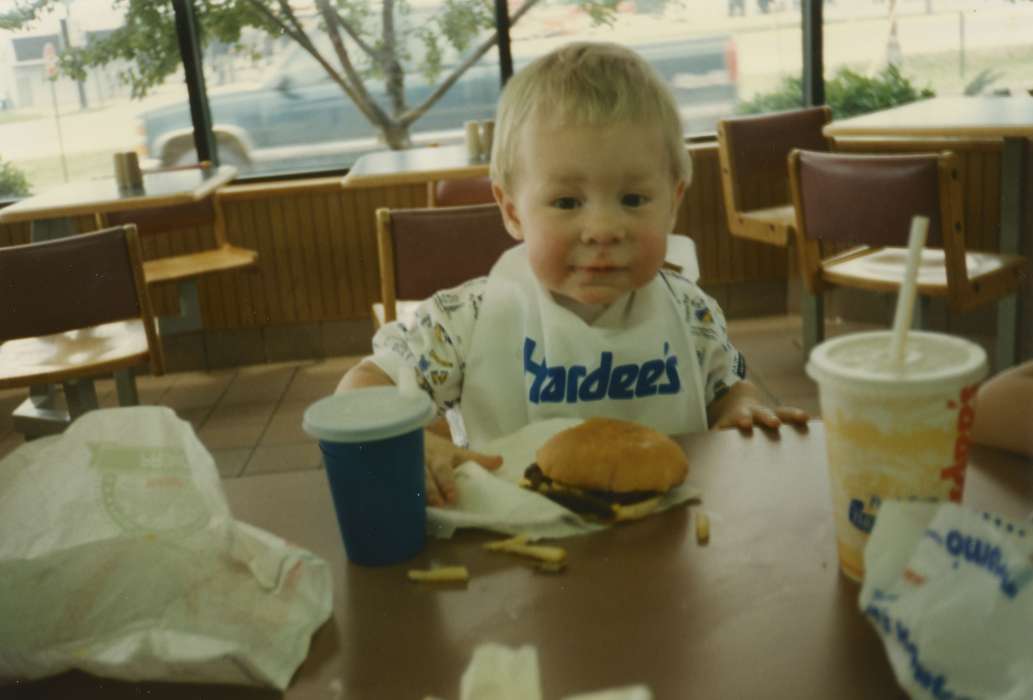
[
  {"x1": 0, "y1": 158, "x2": 31, "y2": 199},
  {"x1": 737, "y1": 65, "x2": 936, "y2": 120},
  {"x1": 0, "y1": 0, "x2": 616, "y2": 144},
  {"x1": 0, "y1": 0, "x2": 50, "y2": 31}
]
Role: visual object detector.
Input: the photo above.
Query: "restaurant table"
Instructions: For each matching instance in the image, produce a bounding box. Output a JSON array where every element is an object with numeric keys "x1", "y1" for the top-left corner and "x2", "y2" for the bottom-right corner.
[
  {"x1": 6, "y1": 421, "x2": 1032, "y2": 699},
  {"x1": 0, "y1": 165, "x2": 237, "y2": 437},
  {"x1": 824, "y1": 96, "x2": 1033, "y2": 370},
  {"x1": 0, "y1": 164, "x2": 237, "y2": 241},
  {"x1": 341, "y1": 144, "x2": 488, "y2": 189}
]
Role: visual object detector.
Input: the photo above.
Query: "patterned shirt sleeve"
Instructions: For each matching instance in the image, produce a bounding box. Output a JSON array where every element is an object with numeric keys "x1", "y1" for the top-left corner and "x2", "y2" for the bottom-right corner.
[
  {"x1": 369, "y1": 277, "x2": 486, "y2": 415},
  {"x1": 662, "y1": 271, "x2": 747, "y2": 406}
]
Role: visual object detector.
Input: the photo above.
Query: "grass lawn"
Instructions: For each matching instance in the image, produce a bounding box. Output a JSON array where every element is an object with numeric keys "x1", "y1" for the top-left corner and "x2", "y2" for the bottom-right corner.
[{"x1": 17, "y1": 150, "x2": 115, "y2": 194}]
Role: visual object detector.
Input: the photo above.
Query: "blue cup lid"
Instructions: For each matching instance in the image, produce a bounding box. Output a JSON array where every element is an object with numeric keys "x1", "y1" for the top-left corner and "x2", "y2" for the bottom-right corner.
[{"x1": 303, "y1": 387, "x2": 436, "y2": 443}]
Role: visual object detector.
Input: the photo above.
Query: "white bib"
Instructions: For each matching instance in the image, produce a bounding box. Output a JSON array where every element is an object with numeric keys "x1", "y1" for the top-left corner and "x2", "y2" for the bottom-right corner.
[{"x1": 460, "y1": 245, "x2": 708, "y2": 448}]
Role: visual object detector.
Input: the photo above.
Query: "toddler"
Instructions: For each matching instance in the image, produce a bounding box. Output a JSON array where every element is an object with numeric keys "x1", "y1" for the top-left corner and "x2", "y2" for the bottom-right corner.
[{"x1": 339, "y1": 42, "x2": 808, "y2": 505}]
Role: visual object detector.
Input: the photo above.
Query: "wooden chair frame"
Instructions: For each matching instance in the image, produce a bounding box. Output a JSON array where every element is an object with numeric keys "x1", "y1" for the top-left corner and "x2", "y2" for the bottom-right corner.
[
  {"x1": 787, "y1": 148, "x2": 1026, "y2": 367},
  {"x1": 717, "y1": 106, "x2": 833, "y2": 247},
  {"x1": 97, "y1": 193, "x2": 258, "y2": 287},
  {"x1": 375, "y1": 207, "x2": 401, "y2": 326},
  {"x1": 0, "y1": 224, "x2": 165, "y2": 435}
]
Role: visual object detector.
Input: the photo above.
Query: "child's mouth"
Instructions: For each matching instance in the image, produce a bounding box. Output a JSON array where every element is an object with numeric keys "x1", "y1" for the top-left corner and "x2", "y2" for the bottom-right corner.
[{"x1": 574, "y1": 263, "x2": 623, "y2": 273}]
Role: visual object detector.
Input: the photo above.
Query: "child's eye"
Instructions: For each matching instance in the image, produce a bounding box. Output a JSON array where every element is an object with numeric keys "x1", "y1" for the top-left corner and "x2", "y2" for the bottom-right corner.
[
  {"x1": 621, "y1": 194, "x2": 649, "y2": 207},
  {"x1": 552, "y1": 197, "x2": 580, "y2": 210}
]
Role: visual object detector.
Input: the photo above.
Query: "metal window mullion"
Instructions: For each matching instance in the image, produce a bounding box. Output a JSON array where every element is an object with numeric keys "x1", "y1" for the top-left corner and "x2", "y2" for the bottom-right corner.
[
  {"x1": 802, "y1": 0, "x2": 824, "y2": 107},
  {"x1": 495, "y1": 0, "x2": 514, "y2": 86},
  {"x1": 172, "y1": 0, "x2": 217, "y2": 165}
]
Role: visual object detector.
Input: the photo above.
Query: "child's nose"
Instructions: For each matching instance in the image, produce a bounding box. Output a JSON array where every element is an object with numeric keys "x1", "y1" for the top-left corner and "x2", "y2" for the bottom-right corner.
[{"x1": 580, "y1": 207, "x2": 625, "y2": 244}]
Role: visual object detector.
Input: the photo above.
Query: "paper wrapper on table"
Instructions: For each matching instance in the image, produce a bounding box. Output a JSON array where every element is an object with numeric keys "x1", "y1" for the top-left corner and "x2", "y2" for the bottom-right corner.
[
  {"x1": 859, "y1": 501, "x2": 1033, "y2": 700},
  {"x1": 0, "y1": 407, "x2": 333, "y2": 690},
  {"x1": 427, "y1": 418, "x2": 700, "y2": 540},
  {"x1": 444, "y1": 643, "x2": 652, "y2": 700}
]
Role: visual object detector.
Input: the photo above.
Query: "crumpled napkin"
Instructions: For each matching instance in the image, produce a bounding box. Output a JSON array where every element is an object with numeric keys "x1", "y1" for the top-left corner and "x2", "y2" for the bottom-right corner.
[
  {"x1": 860, "y1": 501, "x2": 1033, "y2": 700},
  {"x1": 425, "y1": 643, "x2": 652, "y2": 700},
  {"x1": 427, "y1": 418, "x2": 700, "y2": 540}
]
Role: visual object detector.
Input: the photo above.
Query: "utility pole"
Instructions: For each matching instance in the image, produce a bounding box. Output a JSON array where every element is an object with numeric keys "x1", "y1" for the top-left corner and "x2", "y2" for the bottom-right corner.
[{"x1": 59, "y1": 8, "x2": 87, "y2": 109}]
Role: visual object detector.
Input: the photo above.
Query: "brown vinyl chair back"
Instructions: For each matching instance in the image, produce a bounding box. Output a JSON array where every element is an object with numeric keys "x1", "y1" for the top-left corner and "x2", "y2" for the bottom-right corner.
[
  {"x1": 792, "y1": 150, "x2": 944, "y2": 247},
  {"x1": 788, "y1": 149, "x2": 972, "y2": 305},
  {"x1": 0, "y1": 225, "x2": 164, "y2": 373},
  {"x1": 427, "y1": 175, "x2": 495, "y2": 207},
  {"x1": 376, "y1": 203, "x2": 517, "y2": 323},
  {"x1": 717, "y1": 106, "x2": 832, "y2": 245}
]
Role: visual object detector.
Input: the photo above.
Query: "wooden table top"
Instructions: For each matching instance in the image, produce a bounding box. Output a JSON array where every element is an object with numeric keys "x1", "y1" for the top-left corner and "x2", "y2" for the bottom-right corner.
[
  {"x1": 825, "y1": 96, "x2": 1033, "y2": 139},
  {"x1": 341, "y1": 144, "x2": 488, "y2": 189},
  {"x1": 0, "y1": 165, "x2": 237, "y2": 224},
  {"x1": 9, "y1": 421, "x2": 1031, "y2": 699}
]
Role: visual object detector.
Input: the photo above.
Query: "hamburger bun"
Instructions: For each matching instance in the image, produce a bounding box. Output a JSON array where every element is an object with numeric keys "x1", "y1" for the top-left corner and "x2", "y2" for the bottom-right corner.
[{"x1": 535, "y1": 417, "x2": 688, "y2": 493}]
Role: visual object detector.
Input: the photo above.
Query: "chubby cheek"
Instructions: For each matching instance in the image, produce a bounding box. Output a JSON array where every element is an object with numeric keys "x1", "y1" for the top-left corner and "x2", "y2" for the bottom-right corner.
[
  {"x1": 630, "y1": 234, "x2": 668, "y2": 285},
  {"x1": 525, "y1": 235, "x2": 573, "y2": 291}
]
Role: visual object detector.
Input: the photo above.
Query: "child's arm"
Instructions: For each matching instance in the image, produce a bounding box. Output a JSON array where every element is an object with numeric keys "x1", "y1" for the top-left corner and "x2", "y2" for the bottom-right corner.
[
  {"x1": 707, "y1": 379, "x2": 809, "y2": 432},
  {"x1": 336, "y1": 360, "x2": 502, "y2": 506},
  {"x1": 971, "y1": 361, "x2": 1033, "y2": 458}
]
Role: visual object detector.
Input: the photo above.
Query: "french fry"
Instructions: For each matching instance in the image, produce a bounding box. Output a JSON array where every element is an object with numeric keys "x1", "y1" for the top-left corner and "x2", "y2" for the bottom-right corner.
[
  {"x1": 535, "y1": 560, "x2": 567, "y2": 574},
  {"x1": 484, "y1": 534, "x2": 567, "y2": 564},
  {"x1": 696, "y1": 511, "x2": 710, "y2": 545},
  {"x1": 613, "y1": 496, "x2": 661, "y2": 522},
  {"x1": 407, "y1": 565, "x2": 469, "y2": 583}
]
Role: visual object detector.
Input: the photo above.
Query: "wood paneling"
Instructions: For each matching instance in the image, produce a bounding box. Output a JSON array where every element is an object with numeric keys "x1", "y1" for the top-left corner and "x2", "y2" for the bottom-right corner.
[
  {"x1": 3, "y1": 140, "x2": 1021, "y2": 335},
  {"x1": 205, "y1": 182, "x2": 427, "y2": 328},
  {"x1": 679, "y1": 145, "x2": 789, "y2": 285}
]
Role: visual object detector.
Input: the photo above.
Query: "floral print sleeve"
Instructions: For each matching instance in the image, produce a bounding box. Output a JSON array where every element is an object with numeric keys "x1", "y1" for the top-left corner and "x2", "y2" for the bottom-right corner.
[
  {"x1": 369, "y1": 277, "x2": 487, "y2": 415},
  {"x1": 661, "y1": 270, "x2": 747, "y2": 407}
]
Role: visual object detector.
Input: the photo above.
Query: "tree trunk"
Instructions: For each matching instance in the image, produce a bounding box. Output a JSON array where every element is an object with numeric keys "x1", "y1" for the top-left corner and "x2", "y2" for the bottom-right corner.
[
  {"x1": 380, "y1": 121, "x2": 412, "y2": 149},
  {"x1": 382, "y1": 0, "x2": 407, "y2": 117}
]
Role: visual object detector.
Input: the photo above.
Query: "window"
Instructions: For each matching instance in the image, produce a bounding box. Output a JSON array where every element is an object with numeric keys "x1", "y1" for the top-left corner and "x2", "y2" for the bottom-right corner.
[
  {"x1": 823, "y1": 1, "x2": 1033, "y2": 115},
  {"x1": 146, "y1": 1, "x2": 504, "y2": 177},
  {"x1": 512, "y1": 0, "x2": 802, "y2": 130},
  {"x1": 0, "y1": 1, "x2": 189, "y2": 196}
]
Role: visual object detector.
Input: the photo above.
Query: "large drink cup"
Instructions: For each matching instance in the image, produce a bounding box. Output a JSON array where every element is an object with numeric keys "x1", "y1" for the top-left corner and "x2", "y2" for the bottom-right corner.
[
  {"x1": 806, "y1": 331, "x2": 987, "y2": 582},
  {"x1": 303, "y1": 387, "x2": 435, "y2": 566}
]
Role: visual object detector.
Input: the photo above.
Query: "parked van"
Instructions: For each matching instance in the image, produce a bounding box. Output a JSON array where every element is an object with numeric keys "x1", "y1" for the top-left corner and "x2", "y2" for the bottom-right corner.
[{"x1": 137, "y1": 34, "x2": 738, "y2": 175}]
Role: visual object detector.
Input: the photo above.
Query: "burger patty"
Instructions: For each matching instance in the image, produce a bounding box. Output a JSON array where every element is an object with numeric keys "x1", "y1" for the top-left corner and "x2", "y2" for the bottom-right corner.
[{"x1": 522, "y1": 463, "x2": 662, "y2": 521}]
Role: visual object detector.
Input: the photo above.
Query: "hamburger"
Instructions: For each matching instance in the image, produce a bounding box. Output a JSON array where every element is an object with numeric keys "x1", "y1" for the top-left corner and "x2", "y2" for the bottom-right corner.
[{"x1": 522, "y1": 417, "x2": 688, "y2": 523}]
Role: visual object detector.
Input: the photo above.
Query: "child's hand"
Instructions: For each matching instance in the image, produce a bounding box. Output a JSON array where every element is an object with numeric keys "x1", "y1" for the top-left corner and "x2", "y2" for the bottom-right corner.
[
  {"x1": 713, "y1": 402, "x2": 809, "y2": 433},
  {"x1": 707, "y1": 380, "x2": 809, "y2": 433},
  {"x1": 424, "y1": 430, "x2": 503, "y2": 506}
]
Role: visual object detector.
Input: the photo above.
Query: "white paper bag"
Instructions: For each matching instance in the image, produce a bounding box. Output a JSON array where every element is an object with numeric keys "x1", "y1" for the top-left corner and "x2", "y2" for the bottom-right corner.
[
  {"x1": 860, "y1": 501, "x2": 1033, "y2": 700},
  {"x1": 0, "y1": 407, "x2": 332, "y2": 690}
]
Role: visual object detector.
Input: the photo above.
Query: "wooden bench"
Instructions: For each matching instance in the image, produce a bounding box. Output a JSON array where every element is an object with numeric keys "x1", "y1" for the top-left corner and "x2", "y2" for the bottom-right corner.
[{"x1": 99, "y1": 194, "x2": 258, "y2": 334}]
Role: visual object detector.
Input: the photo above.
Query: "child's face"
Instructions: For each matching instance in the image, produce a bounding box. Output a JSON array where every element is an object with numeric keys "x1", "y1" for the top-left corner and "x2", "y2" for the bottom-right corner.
[{"x1": 494, "y1": 118, "x2": 685, "y2": 307}]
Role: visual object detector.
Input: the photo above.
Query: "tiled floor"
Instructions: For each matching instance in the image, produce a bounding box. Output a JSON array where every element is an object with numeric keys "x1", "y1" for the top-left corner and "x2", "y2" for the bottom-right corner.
[{"x1": 0, "y1": 314, "x2": 879, "y2": 476}]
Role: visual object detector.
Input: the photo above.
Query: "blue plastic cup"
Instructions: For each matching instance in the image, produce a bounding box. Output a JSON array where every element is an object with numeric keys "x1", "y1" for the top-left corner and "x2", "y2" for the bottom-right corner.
[{"x1": 303, "y1": 387, "x2": 435, "y2": 566}]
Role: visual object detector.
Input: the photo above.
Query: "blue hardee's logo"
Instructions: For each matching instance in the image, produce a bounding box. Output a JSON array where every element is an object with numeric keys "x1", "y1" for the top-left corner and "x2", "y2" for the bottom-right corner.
[
  {"x1": 523, "y1": 338, "x2": 680, "y2": 404},
  {"x1": 849, "y1": 497, "x2": 878, "y2": 533}
]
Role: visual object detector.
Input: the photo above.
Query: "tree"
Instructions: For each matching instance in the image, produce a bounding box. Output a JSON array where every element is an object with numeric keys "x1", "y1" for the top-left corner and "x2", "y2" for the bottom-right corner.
[{"x1": 1, "y1": 0, "x2": 626, "y2": 149}]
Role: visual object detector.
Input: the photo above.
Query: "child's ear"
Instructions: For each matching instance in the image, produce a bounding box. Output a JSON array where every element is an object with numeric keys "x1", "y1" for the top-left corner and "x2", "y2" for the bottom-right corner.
[
  {"x1": 668, "y1": 178, "x2": 687, "y2": 228},
  {"x1": 492, "y1": 182, "x2": 524, "y2": 242}
]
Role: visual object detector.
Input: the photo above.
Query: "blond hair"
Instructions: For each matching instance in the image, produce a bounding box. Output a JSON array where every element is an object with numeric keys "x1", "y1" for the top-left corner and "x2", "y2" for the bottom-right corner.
[{"x1": 490, "y1": 41, "x2": 691, "y2": 190}]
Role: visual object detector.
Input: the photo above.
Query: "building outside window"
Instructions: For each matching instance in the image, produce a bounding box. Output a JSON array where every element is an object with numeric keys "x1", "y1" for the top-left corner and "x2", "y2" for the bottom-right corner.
[{"x1": 0, "y1": 0, "x2": 189, "y2": 196}]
